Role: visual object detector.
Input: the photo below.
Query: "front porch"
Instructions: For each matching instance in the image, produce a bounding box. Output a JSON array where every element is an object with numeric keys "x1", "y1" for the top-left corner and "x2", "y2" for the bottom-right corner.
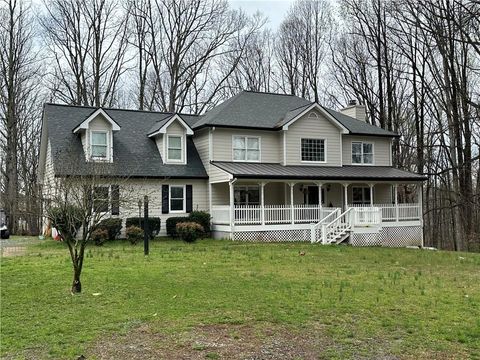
[{"x1": 210, "y1": 180, "x2": 424, "y2": 246}]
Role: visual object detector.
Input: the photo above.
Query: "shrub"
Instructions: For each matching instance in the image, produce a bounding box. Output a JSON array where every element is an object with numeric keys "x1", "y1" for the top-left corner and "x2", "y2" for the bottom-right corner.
[
  {"x1": 176, "y1": 222, "x2": 204, "y2": 243},
  {"x1": 188, "y1": 211, "x2": 211, "y2": 236},
  {"x1": 125, "y1": 217, "x2": 160, "y2": 239},
  {"x1": 91, "y1": 228, "x2": 109, "y2": 246},
  {"x1": 126, "y1": 226, "x2": 144, "y2": 245},
  {"x1": 97, "y1": 218, "x2": 122, "y2": 240},
  {"x1": 166, "y1": 216, "x2": 189, "y2": 237}
]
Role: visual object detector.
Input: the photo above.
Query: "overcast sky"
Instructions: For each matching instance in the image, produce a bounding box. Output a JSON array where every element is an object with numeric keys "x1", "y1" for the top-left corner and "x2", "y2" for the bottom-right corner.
[{"x1": 229, "y1": 0, "x2": 294, "y2": 29}]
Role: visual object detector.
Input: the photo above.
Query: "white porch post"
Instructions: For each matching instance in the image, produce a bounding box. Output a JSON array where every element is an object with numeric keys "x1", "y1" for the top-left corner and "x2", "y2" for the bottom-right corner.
[
  {"x1": 394, "y1": 184, "x2": 399, "y2": 222},
  {"x1": 317, "y1": 182, "x2": 323, "y2": 222},
  {"x1": 260, "y1": 182, "x2": 265, "y2": 225},
  {"x1": 418, "y1": 182, "x2": 424, "y2": 247},
  {"x1": 369, "y1": 183, "x2": 374, "y2": 206},
  {"x1": 290, "y1": 182, "x2": 295, "y2": 224},
  {"x1": 343, "y1": 183, "x2": 349, "y2": 211},
  {"x1": 229, "y1": 179, "x2": 236, "y2": 229}
]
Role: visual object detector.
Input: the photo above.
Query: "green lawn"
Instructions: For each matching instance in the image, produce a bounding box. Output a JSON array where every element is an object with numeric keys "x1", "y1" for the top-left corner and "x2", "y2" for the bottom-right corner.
[{"x1": 1, "y1": 237, "x2": 479, "y2": 359}]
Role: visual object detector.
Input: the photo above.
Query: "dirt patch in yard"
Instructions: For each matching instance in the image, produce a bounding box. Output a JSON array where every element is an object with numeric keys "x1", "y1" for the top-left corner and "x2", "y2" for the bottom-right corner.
[
  {"x1": 89, "y1": 323, "x2": 334, "y2": 360},
  {"x1": 1, "y1": 245, "x2": 27, "y2": 257}
]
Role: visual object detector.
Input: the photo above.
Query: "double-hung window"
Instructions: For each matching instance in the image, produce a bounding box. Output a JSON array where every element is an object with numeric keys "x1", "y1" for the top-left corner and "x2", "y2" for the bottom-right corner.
[
  {"x1": 170, "y1": 185, "x2": 185, "y2": 212},
  {"x1": 234, "y1": 185, "x2": 260, "y2": 205},
  {"x1": 352, "y1": 142, "x2": 373, "y2": 164},
  {"x1": 233, "y1": 136, "x2": 260, "y2": 162},
  {"x1": 301, "y1": 138, "x2": 325, "y2": 162},
  {"x1": 167, "y1": 135, "x2": 183, "y2": 162},
  {"x1": 352, "y1": 186, "x2": 372, "y2": 205},
  {"x1": 91, "y1": 131, "x2": 108, "y2": 159}
]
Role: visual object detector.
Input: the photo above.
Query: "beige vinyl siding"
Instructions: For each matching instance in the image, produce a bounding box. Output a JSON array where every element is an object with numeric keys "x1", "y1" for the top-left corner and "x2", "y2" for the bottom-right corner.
[
  {"x1": 211, "y1": 182, "x2": 229, "y2": 205},
  {"x1": 42, "y1": 141, "x2": 56, "y2": 195},
  {"x1": 346, "y1": 183, "x2": 392, "y2": 204},
  {"x1": 210, "y1": 166, "x2": 230, "y2": 183},
  {"x1": 166, "y1": 120, "x2": 185, "y2": 135},
  {"x1": 193, "y1": 129, "x2": 209, "y2": 169},
  {"x1": 119, "y1": 178, "x2": 208, "y2": 236},
  {"x1": 212, "y1": 128, "x2": 281, "y2": 163},
  {"x1": 285, "y1": 109, "x2": 342, "y2": 166},
  {"x1": 155, "y1": 136, "x2": 164, "y2": 161},
  {"x1": 342, "y1": 135, "x2": 392, "y2": 166}
]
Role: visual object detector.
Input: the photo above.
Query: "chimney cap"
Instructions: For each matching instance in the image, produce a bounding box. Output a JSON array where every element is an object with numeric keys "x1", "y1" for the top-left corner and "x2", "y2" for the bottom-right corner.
[{"x1": 348, "y1": 99, "x2": 357, "y2": 106}]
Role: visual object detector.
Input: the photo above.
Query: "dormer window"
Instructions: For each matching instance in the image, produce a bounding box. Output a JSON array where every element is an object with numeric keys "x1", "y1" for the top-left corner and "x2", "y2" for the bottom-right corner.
[
  {"x1": 91, "y1": 131, "x2": 108, "y2": 159},
  {"x1": 167, "y1": 135, "x2": 183, "y2": 162}
]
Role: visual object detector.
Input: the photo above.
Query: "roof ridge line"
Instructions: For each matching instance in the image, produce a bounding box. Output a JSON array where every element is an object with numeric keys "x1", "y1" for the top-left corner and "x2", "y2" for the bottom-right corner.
[{"x1": 44, "y1": 102, "x2": 199, "y2": 117}]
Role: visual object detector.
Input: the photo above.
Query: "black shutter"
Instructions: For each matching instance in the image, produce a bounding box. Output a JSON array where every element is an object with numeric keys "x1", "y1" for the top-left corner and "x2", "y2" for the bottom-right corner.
[
  {"x1": 186, "y1": 185, "x2": 193, "y2": 213},
  {"x1": 162, "y1": 184, "x2": 169, "y2": 214},
  {"x1": 83, "y1": 185, "x2": 93, "y2": 213},
  {"x1": 111, "y1": 185, "x2": 120, "y2": 215}
]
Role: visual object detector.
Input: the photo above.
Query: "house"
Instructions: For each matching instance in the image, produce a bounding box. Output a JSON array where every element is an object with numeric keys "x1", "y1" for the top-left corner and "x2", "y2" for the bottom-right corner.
[{"x1": 38, "y1": 91, "x2": 426, "y2": 246}]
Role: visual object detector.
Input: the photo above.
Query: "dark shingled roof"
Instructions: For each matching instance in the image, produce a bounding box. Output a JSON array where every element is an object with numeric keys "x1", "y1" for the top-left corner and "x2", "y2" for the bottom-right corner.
[
  {"x1": 192, "y1": 91, "x2": 398, "y2": 137},
  {"x1": 43, "y1": 104, "x2": 207, "y2": 178},
  {"x1": 211, "y1": 162, "x2": 426, "y2": 181}
]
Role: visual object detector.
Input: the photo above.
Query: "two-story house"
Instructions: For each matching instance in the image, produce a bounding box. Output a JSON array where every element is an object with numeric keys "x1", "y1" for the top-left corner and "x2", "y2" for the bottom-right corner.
[{"x1": 38, "y1": 91, "x2": 426, "y2": 246}]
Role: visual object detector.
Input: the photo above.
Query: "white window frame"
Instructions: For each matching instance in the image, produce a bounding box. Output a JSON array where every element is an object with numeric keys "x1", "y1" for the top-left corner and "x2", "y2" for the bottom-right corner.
[
  {"x1": 232, "y1": 135, "x2": 261, "y2": 162},
  {"x1": 166, "y1": 134, "x2": 185, "y2": 164},
  {"x1": 90, "y1": 130, "x2": 110, "y2": 161},
  {"x1": 169, "y1": 185, "x2": 186, "y2": 213},
  {"x1": 301, "y1": 138, "x2": 327, "y2": 163},
  {"x1": 351, "y1": 186, "x2": 373, "y2": 205},
  {"x1": 351, "y1": 141, "x2": 374, "y2": 165}
]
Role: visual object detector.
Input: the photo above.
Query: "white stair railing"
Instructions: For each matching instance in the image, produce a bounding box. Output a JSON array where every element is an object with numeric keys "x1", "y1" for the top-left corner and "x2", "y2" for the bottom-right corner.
[
  {"x1": 321, "y1": 208, "x2": 354, "y2": 244},
  {"x1": 310, "y1": 208, "x2": 341, "y2": 243}
]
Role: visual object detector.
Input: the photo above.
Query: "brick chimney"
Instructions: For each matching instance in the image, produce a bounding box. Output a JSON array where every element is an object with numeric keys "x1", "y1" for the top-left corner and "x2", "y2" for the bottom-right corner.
[{"x1": 340, "y1": 100, "x2": 366, "y2": 122}]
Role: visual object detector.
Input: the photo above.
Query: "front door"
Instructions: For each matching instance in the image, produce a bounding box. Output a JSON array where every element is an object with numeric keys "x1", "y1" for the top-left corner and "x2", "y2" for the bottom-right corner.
[{"x1": 304, "y1": 186, "x2": 324, "y2": 205}]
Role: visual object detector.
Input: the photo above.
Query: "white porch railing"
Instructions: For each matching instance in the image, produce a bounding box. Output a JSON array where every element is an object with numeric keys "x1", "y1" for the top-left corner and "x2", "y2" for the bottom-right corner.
[
  {"x1": 214, "y1": 205, "x2": 338, "y2": 225},
  {"x1": 212, "y1": 203, "x2": 421, "y2": 228},
  {"x1": 348, "y1": 203, "x2": 421, "y2": 222}
]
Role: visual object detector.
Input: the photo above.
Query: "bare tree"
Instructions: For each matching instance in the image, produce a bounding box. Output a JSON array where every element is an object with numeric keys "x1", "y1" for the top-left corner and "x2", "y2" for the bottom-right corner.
[
  {"x1": 40, "y1": 0, "x2": 131, "y2": 107},
  {"x1": 0, "y1": 0, "x2": 40, "y2": 234}
]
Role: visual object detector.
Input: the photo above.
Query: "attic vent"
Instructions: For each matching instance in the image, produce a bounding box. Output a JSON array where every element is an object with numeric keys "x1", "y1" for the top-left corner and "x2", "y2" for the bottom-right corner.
[
  {"x1": 348, "y1": 99, "x2": 357, "y2": 106},
  {"x1": 308, "y1": 112, "x2": 318, "y2": 118}
]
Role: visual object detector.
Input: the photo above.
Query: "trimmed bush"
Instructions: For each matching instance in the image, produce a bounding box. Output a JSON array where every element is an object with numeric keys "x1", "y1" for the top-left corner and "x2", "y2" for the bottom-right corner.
[
  {"x1": 97, "y1": 218, "x2": 122, "y2": 240},
  {"x1": 91, "y1": 228, "x2": 109, "y2": 246},
  {"x1": 188, "y1": 211, "x2": 211, "y2": 236},
  {"x1": 176, "y1": 222, "x2": 204, "y2": 243},
  {"x1": 166, "y1": 216, "x2": 189, "y2": 237},
  {"x1": 126, "y1": 226, "x2": 144, "y2": 245},
  {"x1": 125, "y1": 217, "x2": 160, "y2": 239}
]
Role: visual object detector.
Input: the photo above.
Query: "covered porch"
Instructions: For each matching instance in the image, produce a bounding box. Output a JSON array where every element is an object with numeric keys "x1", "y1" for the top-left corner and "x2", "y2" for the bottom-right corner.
[
  {"x1": 209, "y1": 161, "x2": 426, "y2": 245},
  {"x1": 211, "y1": 181, "x2": 422, "y2": 227}
]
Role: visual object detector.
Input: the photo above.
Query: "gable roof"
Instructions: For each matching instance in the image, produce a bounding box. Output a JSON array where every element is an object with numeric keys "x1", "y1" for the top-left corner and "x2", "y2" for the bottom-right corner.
[
  {"x1": 147, "y1": 114, "x2": 194, "y2": 138},
  {"x1": 72, "y1": 108, "x2": 121, "y2": 133},
  {"x1": 43, "y1": 104, "x2": 206, "y2": 178},
  {"x1": 192, "y1": 91, "x2": 398, "y2": 137}
]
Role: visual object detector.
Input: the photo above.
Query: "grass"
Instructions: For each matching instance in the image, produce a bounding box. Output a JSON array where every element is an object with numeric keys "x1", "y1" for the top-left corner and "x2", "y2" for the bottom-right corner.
[{"x1": 1, "y1": 236, "x2": 479, "y2": 359}]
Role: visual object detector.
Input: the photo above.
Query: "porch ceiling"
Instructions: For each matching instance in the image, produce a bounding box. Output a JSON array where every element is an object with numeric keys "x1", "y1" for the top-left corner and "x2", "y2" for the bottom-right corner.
[{"x1": 211, "y1": 161, "x2": 427, "y2": 182}]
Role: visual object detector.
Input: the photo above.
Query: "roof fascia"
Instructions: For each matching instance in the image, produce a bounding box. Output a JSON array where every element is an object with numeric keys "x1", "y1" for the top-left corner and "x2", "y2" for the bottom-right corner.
[
  {"x1": 148, "y1": 114, "x2": 194, "y2": 138},
  {"x1": 281, "y1": 103, "x2": 349, "y2": 133},
  {"x1": 72, "y1": 108, "x2": 121, "y2": 133}
]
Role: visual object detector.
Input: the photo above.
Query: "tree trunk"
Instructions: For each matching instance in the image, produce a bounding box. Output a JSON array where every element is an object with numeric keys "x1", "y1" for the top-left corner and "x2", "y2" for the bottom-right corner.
[{"x1": 71, "y1": 270, "x2": 82, "y2": 294}]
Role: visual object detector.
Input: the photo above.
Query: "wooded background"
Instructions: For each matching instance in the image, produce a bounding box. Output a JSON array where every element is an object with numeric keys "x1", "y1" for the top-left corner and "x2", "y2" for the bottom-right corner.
[{"x1": 1, "y1": 0, "x2": 478, "y2": 251}]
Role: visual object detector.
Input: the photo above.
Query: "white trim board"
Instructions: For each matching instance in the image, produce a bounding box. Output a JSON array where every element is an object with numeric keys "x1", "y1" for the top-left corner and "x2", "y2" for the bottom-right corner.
[
  {"x1": 148, "y1": 114, "x2": 194, "y2": 137},
  {"x1": 281, "y1": 103, "x2": 349, "y2": 134},
  {"x1": 73, "y1": 108, "x2": 120, "y2": 133}
]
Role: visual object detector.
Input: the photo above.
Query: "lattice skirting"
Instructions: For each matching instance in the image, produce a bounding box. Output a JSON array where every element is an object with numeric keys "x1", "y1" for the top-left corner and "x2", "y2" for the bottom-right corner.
[
  {"x1": 233, "y1": 229, "x2": 311, "y2": 242},
  {"x1": 351, "y1": 226, "x2": 422, "y2": 247},
  {"x1": 350, "y1": 232, "x2": 381, "y2": 246}
]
